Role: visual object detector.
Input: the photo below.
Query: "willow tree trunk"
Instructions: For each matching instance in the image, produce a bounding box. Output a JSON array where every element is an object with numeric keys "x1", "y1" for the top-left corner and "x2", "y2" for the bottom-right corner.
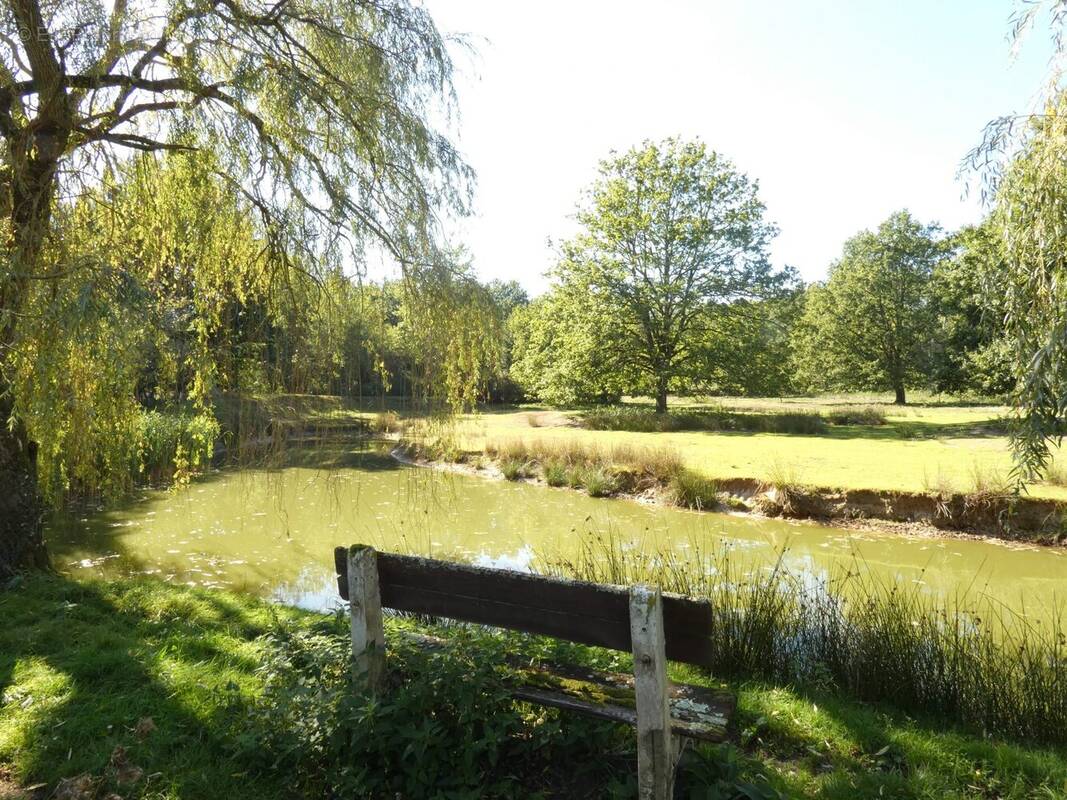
[
  {"x1": 0, "y1": 93, "x2": 70, "y2": 578},
  {"x1": 894, "y1": 384, "x2": 906, "y2": 405},
  {"x1": 0, "y1": 387, "x2": 46, "y2": 580}
]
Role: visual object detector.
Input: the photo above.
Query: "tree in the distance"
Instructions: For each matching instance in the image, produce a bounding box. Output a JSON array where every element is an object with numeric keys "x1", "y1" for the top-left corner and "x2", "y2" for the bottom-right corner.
[
  {"x1": 547, "y1": 138, "x2": 782, "y2": 412},
  {"x1": 793, "y1": 211, "x2": 946, "y2": 405}
]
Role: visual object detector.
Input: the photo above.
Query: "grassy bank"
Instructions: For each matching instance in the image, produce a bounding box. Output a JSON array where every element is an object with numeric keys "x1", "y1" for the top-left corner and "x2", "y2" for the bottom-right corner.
[{"x1": 3, "y1": 574, "x2": 1067, "y2": 799}]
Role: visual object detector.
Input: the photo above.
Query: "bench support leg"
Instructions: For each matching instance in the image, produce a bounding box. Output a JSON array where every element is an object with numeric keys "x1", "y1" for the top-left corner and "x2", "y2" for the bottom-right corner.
[
  {"x1": 630, "y1": 585, "x2": 675, "y2": 800},
  {"x1": 347, "y1": 544, "x2": 386, "y2": 692}
]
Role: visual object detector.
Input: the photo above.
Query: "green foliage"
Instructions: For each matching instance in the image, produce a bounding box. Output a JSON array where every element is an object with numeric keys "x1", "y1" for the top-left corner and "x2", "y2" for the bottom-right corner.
[
  {"x1": 992, "y1": 92, "x2": 1067, "y2": 480},
  {"x1": 510, "y1": 138, "x2": 791, "y2": 410},
  {"x1": 677, "y1": 746, "x2": 782, "y2": 800},
  {"x1": 793, "y1": 211, "x2": 946, "y2": 404},
  {"x1": 508, "y1": 293, "x2": 624, "y2": 407},
  {"x1": 246, "y1": 622, "x2": 623, "y2": 799},
  {"x1": 139, "y1": 410, "x2": 219, "y2": 486},
  {"x1": 930, "y1": 223, "x2": 1014, "y2": 396}
]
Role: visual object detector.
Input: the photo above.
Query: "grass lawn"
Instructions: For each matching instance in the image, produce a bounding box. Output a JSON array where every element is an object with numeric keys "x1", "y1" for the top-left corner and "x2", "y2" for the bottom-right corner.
[
  {"x1": 3, "y1": 574, "x2": 1067, "y2": 799},
  {"x1": 436, "y1": 394, "x2": 1067, "y2": 501}
]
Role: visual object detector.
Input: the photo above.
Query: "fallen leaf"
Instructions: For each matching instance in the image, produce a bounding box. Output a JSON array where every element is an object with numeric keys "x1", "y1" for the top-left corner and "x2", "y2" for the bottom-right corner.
[{"x1": 134, "y1": 717, "x2": 156, "y2": 740}]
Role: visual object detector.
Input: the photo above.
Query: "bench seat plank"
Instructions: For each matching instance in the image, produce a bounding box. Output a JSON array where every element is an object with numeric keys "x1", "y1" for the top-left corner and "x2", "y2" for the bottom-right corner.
[
  {"x1": 401, "y1": 632, "x2": 733, "y2": 743},
  {"x1": 512, "y1": 664, "x2": 733, "y2": 743}
]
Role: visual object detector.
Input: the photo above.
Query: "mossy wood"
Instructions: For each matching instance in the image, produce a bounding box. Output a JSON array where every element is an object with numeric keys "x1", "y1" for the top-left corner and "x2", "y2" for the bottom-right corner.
[{"x1": 333, "y1": 546, "x2": 715, "y2": 665}]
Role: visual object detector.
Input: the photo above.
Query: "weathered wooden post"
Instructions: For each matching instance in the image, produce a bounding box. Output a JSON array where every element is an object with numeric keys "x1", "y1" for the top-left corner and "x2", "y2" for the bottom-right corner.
[
  {"x1": 629, "y1": 584, "x2": 675, "y2": 800},
  {"x1": 346, "y1": 544, "x2": 386, "y2": 692}
]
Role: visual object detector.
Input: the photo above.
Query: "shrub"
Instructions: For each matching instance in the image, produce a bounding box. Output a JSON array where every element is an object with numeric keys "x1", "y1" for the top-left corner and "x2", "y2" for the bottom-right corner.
[
  {"x1": 246, "y1": 621, "x2": 625, "y2": 798},
  {"x1": 824, "y1": 404, "x2": 887, "y2": 426},
  {"x1": 667, "y1": 470, "x2": 720, "y2": 510},
  {"x1": 372, "y1": 411, "x2": 403, "y2": 434},
  {"x1": 565, "y1": 466, "x2": 586, "y2": 489}
]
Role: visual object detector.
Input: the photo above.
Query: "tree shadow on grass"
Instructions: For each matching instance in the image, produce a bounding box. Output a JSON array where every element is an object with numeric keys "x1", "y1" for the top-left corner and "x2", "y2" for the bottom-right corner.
[
  {"x1": 0, "y1": 573, "x2": 289, "y2": 800},
  {"x1": 730, "y1": 680, "x2": 1067, "y2": 799}
]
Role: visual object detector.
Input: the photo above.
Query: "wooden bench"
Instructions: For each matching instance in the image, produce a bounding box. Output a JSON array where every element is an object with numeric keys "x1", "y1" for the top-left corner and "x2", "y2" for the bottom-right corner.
[{"x1": 333, "y1": 544, "x2": 735, "y2": 800}]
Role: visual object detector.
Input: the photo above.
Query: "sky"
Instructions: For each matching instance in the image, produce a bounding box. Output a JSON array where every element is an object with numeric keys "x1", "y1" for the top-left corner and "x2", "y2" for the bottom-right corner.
[{"x1": 422, "y1": 0, "x2": 1054, "y2": 295}]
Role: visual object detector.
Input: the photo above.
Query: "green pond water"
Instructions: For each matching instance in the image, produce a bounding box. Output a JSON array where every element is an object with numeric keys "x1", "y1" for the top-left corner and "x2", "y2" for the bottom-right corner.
[{"x1": 45, "y1": 444, "x2": 1067, "y2": 624}]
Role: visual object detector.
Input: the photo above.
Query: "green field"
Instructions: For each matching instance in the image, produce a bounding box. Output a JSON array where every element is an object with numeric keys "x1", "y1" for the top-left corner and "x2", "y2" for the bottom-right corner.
[{"x1": 430, "y1": 394, "x2": 1067, "y2": 502}]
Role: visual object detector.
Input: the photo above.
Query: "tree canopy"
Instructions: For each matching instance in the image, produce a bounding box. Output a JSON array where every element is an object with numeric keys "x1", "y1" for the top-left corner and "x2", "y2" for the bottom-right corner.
[
  {"x1": 792, "y1": 211, "x2": 946, "y2": 405},
  {"x1": 516, "y1": 138, "x2": 787, "y2": 411}
]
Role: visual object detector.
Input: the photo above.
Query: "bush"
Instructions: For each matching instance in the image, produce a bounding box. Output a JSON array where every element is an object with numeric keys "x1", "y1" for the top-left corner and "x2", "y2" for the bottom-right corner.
[
  {"x1": 372, "y1": 411, "x2": 403, "y2": 433},
  {"x1": 246, "y1": 621, "x2": 627, "y2": 798}
]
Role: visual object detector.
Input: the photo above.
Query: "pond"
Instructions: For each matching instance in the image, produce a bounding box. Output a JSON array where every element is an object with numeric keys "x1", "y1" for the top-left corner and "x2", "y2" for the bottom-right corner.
[{"x1": 46, "y1": 443, "x2": 1067, "y2": 624}]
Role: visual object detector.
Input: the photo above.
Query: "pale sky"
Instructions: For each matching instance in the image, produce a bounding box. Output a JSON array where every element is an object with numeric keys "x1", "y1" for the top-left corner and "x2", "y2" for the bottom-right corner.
[{"x1": 423, "y1": 0, "x2": 1052, "y2": 295}]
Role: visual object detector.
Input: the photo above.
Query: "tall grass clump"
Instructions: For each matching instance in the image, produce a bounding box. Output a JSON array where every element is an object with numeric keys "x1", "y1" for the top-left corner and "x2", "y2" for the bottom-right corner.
[
  {"x1": 581, "y1": 405, "x2": 827, "y2": 435},
  {"x1": 500, "y1": 458, "x2": 532, "y2": 481},
  {"x1": 372, "y1": 411, "x2": 403, "y2": 434},
  {"x1": 1044, "y1": 460, "x2": 1067, "y2": 488},
  {"x1": 542, "y1": 460, "x2": 568, "y2": 487},
  {"x1": 401, "y1": 420, "x2": 466, "y2": 463},
  {"x1": 539, "y1": 538, "x2": 1067, "y2": 744},
  {"x1": 824, "y1": 405, "x2": 887, "y2": 426},
  {"x1": 580, "y1": 466, "x2": 618, "y2": 497},
  {"x1": 485, "y1": 437, "x2": 682, "y2": 485},
  {"x1": 666, "y1": 470, "x2": 720, "y2": 510}
]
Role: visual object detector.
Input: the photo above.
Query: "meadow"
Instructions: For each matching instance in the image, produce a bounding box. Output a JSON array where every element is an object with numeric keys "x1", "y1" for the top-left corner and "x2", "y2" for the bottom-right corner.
[{"x1": 429, "y1": 393, "x2": 1066, "y2": 501}]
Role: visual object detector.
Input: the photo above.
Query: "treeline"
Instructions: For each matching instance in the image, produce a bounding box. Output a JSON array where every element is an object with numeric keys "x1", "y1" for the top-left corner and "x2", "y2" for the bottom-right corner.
[{"x1": 501, "y1": 140, "x2": 1011, "y2": 409}]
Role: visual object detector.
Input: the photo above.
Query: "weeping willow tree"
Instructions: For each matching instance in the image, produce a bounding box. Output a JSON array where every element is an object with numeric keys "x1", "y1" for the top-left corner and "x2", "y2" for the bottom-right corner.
[
  {"x1": 990, "y1": 95, "x2": 1067, "y2": 481},
  {"x1": 965, "y1": 2, "x2": 1067, "y2": 482},
  {"x1": 0, "y1": 0, "x2": 474, "y2": 577}
]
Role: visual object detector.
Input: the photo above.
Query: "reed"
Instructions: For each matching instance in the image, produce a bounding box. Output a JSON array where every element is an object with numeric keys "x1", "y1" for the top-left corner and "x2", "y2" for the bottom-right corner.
[{"x1": 538, "y1": 537, "x2": 1067, "y2": 744}]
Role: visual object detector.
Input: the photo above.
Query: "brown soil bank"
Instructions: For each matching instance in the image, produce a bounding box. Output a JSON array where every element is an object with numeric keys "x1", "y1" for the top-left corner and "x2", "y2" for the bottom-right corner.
[{"x1": 717, "y1": 477, "x2": 1067, "y2": 544}]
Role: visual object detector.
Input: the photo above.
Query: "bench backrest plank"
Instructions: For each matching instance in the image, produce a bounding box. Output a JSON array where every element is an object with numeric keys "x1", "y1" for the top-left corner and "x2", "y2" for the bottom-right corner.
[{"x1": 333, "y1": 546, "x2": 714, "y2": 666}]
